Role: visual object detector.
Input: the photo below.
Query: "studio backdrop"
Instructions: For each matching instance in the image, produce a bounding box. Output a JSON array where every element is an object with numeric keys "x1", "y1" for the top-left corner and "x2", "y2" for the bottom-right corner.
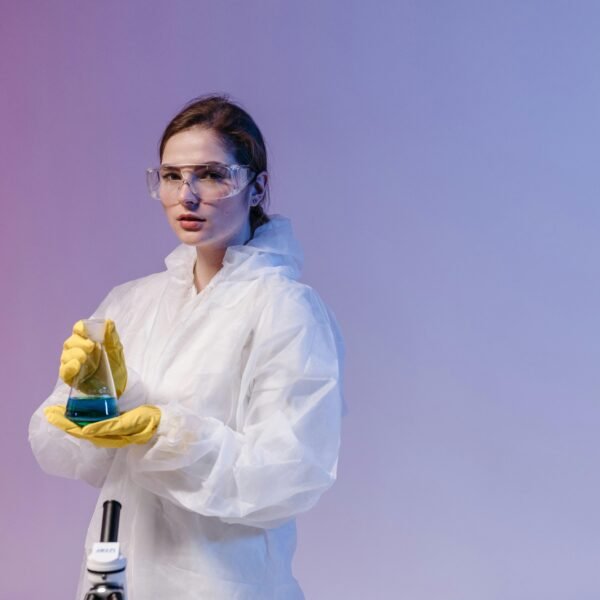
[{"x1": 3, "y1": 1, "x2": 600, "y2": 599}]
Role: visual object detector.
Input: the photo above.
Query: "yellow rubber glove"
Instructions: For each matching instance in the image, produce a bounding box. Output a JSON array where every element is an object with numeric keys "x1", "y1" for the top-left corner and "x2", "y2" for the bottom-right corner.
[
  {"x1": 59, "y1": 319, "x2": 128, "y2": 397},
  {"x1": 44, "y1": 405, "x2": 161, "y2": 448}
]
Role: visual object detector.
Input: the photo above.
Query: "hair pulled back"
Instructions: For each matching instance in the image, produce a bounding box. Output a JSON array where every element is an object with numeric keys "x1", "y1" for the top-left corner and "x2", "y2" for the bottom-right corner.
[{"x1": 159, "y1": 94, "x2": 270, "y2": 235}]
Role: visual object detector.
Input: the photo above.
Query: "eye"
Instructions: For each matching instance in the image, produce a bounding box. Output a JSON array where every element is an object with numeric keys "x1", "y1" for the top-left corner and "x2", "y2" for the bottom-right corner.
[
  {"x1": 160, "y1": 170, "x2": 182, "y2": 182},
  {"x1": 197, "y1": 165, "x2": 229, "y2": 181}
]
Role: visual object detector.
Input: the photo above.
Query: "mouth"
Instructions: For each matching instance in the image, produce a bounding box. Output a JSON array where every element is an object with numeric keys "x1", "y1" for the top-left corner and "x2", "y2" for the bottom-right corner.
[{"x1": 177, "y1": 214, "x2": 206, "y2": 222}]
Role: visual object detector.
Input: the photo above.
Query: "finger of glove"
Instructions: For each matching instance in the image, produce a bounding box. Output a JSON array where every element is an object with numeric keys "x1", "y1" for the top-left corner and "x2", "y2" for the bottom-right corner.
[
  {"x1": 73, "y1": 320, "x2": 90, "y2": 338},
  {"x1": 125, "y1": 428, "x2": 158, "y2": 445},
  {"x1": 84, "y1": 427, "x2": 155, "y2": 447},
  {"x1": 44, "y1": 405, "x2": 86, "y2": 439},
  {"x1": 103, "y1": 320, "x2": 123, "y2": 351},
  {"x1": 61, "y1": 338, "x2": 99, "y2": 375},
  {"x1": 60, "y1": 343, "x2": 101, "y2": 384},
  {"x1": 102, "y1": 320, "x2": 127, "y2": 397},
  {"x1": 63, "y1": 333, "x2": 95, "y2": 353},
  {"x1": 96, "y1": 431, "x2": 154, "y2": 446},
  {"x1": 59, "y1": 351, "x2": 99, "y2": 386},
  {"x1": 60, "y1": 346, "x2": 88, "y2": 366},
  {"x1": 81, "y1": 414, "x2": 126, "y2": 436},
  {"x1": 82, "y1": 412, "x2": 143, "y2": 437},
  {"x1": 123, "y1": 406, "x2": 161, "y2": 440},
  {"x1": 59, "y1": 358, "x2": 84, "y2": 385},
  {"x1": 83, "y1": 406, "x2": 161, "y2": 437}
]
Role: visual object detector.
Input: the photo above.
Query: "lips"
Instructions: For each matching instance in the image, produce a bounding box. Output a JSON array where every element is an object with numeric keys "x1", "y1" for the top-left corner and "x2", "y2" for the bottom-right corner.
[
  {"x1": 177, "y1": 214, "x2": 206, "y2": 232},
  {"x1": 177, "y1": 214, "x2": 206, "y2": 222}
]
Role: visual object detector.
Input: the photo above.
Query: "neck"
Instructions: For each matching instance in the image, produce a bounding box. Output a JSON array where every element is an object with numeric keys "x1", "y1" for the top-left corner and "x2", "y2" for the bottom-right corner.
[
  {"x1": 193, "y1": 219, "x2": 253, "y2": 292},
  {"x1": 194, "y1": 246, "x2": 227, "y2": 292}
]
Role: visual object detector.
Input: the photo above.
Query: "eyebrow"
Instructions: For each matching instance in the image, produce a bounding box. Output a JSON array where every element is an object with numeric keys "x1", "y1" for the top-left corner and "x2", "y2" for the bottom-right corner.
[{"x1": 160, "y1": 162, "x2": 226, "y2": 168}]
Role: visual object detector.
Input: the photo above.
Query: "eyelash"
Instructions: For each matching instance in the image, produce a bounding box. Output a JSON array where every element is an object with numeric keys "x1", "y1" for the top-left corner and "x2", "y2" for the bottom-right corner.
[
  {"x1": 161, "y1": 170, "x2": 226, "y2": 181},
  {"x1": 162, "y1": 172, "x2": 181, "y2": 181}
]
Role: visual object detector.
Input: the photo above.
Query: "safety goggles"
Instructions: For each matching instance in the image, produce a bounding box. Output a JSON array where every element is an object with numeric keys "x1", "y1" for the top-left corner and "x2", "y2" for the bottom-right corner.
[{"x1": 146, "y1": 163, "x2": 255, "y2": 202}]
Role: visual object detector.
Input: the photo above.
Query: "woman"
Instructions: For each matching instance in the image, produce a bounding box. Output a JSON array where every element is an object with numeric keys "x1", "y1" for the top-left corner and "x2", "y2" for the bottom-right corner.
[{"x1": 29, "y1": 95, "x2": 344, "y2": 599}]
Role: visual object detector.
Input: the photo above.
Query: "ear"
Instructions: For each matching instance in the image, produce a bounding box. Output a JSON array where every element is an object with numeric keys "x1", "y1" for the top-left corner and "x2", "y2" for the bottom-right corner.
[{"x1": 249, "y1": 171, "x2": 268, "y2": 207}]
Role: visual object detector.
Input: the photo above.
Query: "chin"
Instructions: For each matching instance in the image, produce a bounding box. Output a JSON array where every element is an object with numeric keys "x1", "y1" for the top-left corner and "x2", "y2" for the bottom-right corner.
[{"x1": 179, "y1": 234, "x2": 211, "y2": 248}]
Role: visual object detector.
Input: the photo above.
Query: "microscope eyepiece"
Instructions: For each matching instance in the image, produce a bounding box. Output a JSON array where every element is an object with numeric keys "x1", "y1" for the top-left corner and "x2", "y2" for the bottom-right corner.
[{"x1": 100, "y1": 500, "x2": 122, "y2": 543}]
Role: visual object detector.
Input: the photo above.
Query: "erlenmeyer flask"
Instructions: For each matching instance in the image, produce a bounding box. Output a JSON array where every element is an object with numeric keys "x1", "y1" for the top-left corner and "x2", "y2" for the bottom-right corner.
[{"x1": 65, "y1": 319, "x2": 120, "y2": 426}]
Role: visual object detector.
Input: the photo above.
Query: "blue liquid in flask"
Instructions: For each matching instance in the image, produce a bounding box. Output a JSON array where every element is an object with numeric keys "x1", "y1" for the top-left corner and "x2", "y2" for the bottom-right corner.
[{"x1": 65, "y1": 396, "x2": 119, "y2": 426}]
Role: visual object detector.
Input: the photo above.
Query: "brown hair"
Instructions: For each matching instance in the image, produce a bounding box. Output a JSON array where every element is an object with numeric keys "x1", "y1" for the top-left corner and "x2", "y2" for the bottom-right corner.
[{"x1": 159, "y1": 94, "x2": 270, "y2": 235}]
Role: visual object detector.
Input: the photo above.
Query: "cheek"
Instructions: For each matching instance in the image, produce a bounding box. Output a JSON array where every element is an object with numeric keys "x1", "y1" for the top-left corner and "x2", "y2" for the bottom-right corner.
[{"x1": 214, "y1": 199, "x2": 248, "y2": 220}]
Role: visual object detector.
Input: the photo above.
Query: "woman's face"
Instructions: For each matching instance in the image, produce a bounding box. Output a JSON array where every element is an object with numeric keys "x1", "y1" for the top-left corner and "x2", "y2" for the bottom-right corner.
[{"x1": 160, "y1": 126, "x2": 254, "y2": 251}]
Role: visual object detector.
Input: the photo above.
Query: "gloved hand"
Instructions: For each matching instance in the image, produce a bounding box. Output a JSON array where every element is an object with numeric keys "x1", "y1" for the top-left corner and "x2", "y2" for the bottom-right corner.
[
  {"x1": 44, "y1": 405, "x2": 161, "y2": 448},
  {"x1": 59, "y1": 319, "x2": 128, "y2": 397}
]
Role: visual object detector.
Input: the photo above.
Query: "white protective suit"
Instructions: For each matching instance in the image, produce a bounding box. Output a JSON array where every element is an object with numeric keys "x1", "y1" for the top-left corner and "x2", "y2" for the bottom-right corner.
[{"x1": 29, "y1": 216, "x2": 344, "y2": 599}]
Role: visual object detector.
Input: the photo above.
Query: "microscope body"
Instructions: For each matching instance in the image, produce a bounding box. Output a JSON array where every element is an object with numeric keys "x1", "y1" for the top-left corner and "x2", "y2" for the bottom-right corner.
[{"x1": 83, "y1": 501, "x2": 127, "y2": 600}]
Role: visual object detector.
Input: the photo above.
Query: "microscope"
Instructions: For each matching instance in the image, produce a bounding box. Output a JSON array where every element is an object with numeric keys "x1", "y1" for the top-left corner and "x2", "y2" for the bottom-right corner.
[{"x1": 83, "y1": 500, "x2": 127, "y2": 600}]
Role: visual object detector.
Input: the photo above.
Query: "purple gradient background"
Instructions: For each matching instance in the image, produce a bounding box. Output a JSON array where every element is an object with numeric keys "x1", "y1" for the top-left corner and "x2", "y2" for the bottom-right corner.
[{"x1": 3, "y1": 1, "x2": 600, "y2": 598}]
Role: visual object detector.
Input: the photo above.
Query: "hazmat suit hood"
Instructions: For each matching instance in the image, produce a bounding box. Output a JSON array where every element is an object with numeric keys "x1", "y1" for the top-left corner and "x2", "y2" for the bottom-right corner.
[{"x1": 163, "y1": 215, "x2": 304, "y2": 286}]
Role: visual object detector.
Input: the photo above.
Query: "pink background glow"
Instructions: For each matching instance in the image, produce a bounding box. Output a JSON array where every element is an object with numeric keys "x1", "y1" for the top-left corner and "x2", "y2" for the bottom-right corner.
[{"x1": 3, "y1": 2, "x2": 600, "y2": 598}]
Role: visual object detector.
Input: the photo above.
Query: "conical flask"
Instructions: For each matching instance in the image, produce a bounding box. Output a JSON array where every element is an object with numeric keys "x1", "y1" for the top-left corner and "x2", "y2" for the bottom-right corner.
[{"x1": 65, "y1": 319, "x2": 120, "y2": 426}]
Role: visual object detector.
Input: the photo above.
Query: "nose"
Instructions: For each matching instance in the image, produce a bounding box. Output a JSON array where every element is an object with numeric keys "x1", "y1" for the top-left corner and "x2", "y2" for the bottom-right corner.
[{"x1": 178, "y1": 178, "x2": 200, "y2": 209}]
